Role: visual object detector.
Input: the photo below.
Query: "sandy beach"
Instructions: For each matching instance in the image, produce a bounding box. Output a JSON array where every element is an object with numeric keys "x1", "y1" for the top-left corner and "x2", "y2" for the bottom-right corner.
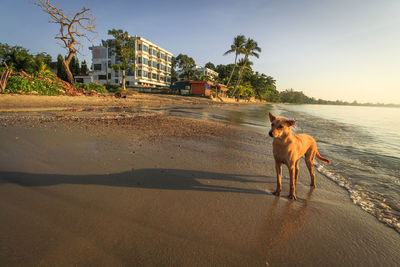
[{"x1": 0, "y1": 94, "x2": 399, "y2": 266}]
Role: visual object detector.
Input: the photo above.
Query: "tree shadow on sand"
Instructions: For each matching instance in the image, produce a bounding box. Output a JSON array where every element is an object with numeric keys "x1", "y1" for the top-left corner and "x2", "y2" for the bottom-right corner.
[{"x1": 0, "y1": 169, "x2": 275, "y2": 195}]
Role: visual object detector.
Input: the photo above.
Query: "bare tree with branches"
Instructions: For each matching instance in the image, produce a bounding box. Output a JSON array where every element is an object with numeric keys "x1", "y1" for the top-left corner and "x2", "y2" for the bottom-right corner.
[
  {"x1": 0, "y1": 63, "x2": 12, "y2": 93},
  {"x1": 34, "y1": 0, "x2": 96, "y2": 84}
]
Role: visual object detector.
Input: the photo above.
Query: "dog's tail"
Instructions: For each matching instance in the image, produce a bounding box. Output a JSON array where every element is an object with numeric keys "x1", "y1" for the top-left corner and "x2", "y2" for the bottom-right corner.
[{"x1": 316, "y1": 151, "x2": 331, "y2": 164}]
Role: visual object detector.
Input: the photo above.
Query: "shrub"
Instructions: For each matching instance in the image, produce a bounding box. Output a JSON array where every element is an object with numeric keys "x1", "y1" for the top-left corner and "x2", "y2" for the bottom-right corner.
[
  {"x1": 5, "y1": 75, "x2": 64, "y2": 95},
  {"x1": 73, "y1": 82, "x2": 108, "y2": 93},
  {"x1": 105, "y1": 82, "x2": 122, "y2": 93}
]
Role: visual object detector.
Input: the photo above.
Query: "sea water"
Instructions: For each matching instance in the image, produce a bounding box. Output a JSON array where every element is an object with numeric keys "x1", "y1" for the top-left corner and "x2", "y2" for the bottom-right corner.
[
  {"x1": 171, "y1": 103, "x2": 400, "y2": 233},
  {"x1": 8, "y1": 103, "x2": 397, "y2": 232},
  {"x1": 274, "y1": 104, "x2": 400, "y2": 233}
]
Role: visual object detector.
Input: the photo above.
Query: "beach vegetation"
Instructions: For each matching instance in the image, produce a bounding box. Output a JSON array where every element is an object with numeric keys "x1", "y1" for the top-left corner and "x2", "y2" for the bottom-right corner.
[
  {"x1": 106, "y1": 29, "x2": 136, "y2": 91},
  {"x1": 5, "y1": 74, "x2": 64, "y2": 95},
  {"x1": 105, "y1": 83, "x2": 122, "y2": 93},
  {"x1": 34, "y1": 0, "x2": 96, "y2": 84},
  {"x1": 73, "y1": 82, "x2": 108, "y2": 94}
]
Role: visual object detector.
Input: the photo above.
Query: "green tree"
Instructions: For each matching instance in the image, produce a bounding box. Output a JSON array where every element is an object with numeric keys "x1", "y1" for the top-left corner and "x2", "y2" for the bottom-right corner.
[
  {"x1": 236, "y1": 81, "x2": 254, "y2": 100},
  {"x1": 107, "y1": 29, "x2": 135, "y2": 91},
  {"x1": 171, "y1": 56, "x2": 178, "y2": 82},
  {"x1": 175, "y1": 54, "x2": 196, "y2": 80},
  {"x1": 80, "y1": 60, "x2": 89, "y2": 74},
  {"x1": 57, "y1": 54, "x2": 81, "y2": 80},
  {"x1": 223, "y1": 35, "x2": 246, "y2": 87},
  {"x1": 0, "y1": 43, "x2": 52, "y2": 74},
  {"x1": 248, "y1": 72, "x2": 280, "y2": 102},
  {"x1": 34, "y1": 52, "x2": 52, "y2": 66},
  {"x1": 69, "y1": 56, "x2": 80, "y2": 76},
  {"x1": 232, "y1": 38, "x2": 261, "y2": 95},
  {"x1": 264, "y1": 76, "x2": 280, "y2": 102},
  {"x1": 215, "y1": 64, "x2": 236, "y2": 85},
  {"x1": 204, "y1": 62, "x2": 216, "y2": 70},
  {"x1": 232, "y1": 58, "x2": 253, "y2": 97},
  {"x1": 280, "y1": 89, "x2": 310, "y2": 104},
  {"x1": 57, "y1": 54, "x2": 67, "y2": 81}
]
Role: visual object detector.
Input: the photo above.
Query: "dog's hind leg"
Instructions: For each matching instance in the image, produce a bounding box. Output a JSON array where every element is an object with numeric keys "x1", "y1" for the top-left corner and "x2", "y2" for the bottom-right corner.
[
  {"x1": 305, "y1": 155, "x2": 316, "y2": 188},
  {"x1": 273, "y1": 161, "x2": 282, "y2": 196}
]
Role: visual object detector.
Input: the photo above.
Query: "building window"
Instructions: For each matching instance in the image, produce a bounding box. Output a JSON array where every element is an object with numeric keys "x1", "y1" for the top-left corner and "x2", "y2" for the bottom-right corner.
[
  {"x1": 98, "y1": 75, "x2": 107, "y2": 80},
  {"x1": 152, "y1": 61, "x2": 157, "y2": 68},
  {"x1": 152, "y1": 73, "x2": 157, "y2": 79},
  {"x1": 115, "y1": 79, "x2": 119, "y2": 84},
  {"x1": 167, "y1": 56, "x2": 172, "y2": 62},
  {"x1": 143, "y1": 70, "x2": 148, "y2": 77},
  {"x1": 137, "y1": 70, "x2": 142, "y2": 77},
  {"x1": 148, "y1": 72, "x2": 151, "y2": 79},
  {"x1": 160, "y1": 76, "x2": 164, "y2": 81},
  {"x1": 152, "y1": 49, "x2": 157, "y2": 56},
  {"x1": 143, "y1": 57, "x2": 148, "y2": 65},
  {"x1": 126, "y1": 81, "x2": 130, "y2": 85},
  {"x1": 138, "y1": 57, "x2": 142, "y2": 64},
  {"x1": 126, "y1": 70, "x2": 135, "y2": 76},
  {"x1": 167, "y1": 67, "x2": 171, "y2": 73},
  {"x1": 108, "y1": 73, "x2": 111, "y2": 79},
  {"x1": 160, "y1": 53, "x2": 165, "y2": 60},
  {"x1": 94, "y1": 64, "x2": 102, "y2": 71},
  {"x1": 143, "y1": 44, "x2": 149, "y2": 53}
]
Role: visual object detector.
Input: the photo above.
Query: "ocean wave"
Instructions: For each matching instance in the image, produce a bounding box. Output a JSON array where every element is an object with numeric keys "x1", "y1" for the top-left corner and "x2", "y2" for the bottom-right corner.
[{"x1": 317, "y1": 164, "x2": 400, "y2": 233}]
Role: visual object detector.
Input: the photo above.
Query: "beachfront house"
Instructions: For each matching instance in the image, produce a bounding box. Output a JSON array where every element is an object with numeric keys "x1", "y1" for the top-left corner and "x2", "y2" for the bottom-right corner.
[
  {"x1": 171, "y1": 80, "x2": 228, "y2": 96},
  {"x1": 88, "y1": 37, "x2": 173, "y2": 88}
]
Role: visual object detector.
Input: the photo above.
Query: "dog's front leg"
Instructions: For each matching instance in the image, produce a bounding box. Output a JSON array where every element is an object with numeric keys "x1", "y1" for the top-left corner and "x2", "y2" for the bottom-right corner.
[
  {"x1": 295, "y1": 159, "x2": 300, "y2": 183},
  {"x1": 273, "y1": 161, "x2": 282, "y2": 196},
  {"x1": 288, "y1": 166, "x2": 297, "y2": 200}
]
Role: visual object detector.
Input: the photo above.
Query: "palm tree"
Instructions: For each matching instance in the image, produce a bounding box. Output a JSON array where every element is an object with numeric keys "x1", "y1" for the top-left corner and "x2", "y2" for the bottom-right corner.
[
  {"x1": 223, "y1": 35, "x2": 246, "y2": 87},
  {"x1": 232, "y1": 38, "x2": 261, "y2": 96},
  {"x1": 230, "y1": 58, "x2": 253, "y2": 98}
]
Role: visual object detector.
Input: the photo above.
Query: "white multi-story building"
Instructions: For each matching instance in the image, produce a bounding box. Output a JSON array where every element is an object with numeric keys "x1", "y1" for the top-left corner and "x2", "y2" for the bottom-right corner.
[
  {"x1": 177, "y1": 65, "x2": 219, "y2": 81},
  {"x1": 89, "y1": 37, "x2": 173, "y2": 87}
]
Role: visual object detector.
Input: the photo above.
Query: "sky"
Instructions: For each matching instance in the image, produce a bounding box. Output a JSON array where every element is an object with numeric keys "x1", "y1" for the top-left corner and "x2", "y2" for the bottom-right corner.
[{"x1": 1, "y1": 0, "x2": 400, "y2": 104}]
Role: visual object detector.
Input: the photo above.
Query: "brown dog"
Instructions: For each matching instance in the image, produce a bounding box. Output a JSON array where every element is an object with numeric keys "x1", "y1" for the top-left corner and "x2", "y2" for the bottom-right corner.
[{"x1": 268, "y1": 112, "x2": 331, "y2": 200}]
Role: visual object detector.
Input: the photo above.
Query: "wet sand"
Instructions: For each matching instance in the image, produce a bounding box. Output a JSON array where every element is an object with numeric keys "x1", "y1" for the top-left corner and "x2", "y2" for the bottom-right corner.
[{"x1": 0, "y1": 95, "x2": 399, "y2": 266}]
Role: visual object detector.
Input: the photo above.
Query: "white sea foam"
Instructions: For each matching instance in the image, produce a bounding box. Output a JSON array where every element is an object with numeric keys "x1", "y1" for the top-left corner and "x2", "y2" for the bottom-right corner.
[{"x1": 317, "y1": 164, "x2": 400, "y2": 233}]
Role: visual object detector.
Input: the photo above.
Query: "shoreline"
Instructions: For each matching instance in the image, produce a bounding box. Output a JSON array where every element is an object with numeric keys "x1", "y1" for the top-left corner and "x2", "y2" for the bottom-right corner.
[
  {"x1": 0, "y1": 94, "x2": 399, "y2": 266},
  {"x1": 0, "y1": 94, "x2": 268, "y2": 110}
]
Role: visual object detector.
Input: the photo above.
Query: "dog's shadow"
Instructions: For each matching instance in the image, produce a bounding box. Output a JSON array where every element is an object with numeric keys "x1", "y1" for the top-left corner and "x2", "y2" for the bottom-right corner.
[{"x1": 0, "y1": 168, "x2": 275, "y2": 195}]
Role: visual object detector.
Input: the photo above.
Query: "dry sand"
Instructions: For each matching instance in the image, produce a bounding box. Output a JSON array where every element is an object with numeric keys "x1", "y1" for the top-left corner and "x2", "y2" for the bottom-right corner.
[{"x1": 0, "y1": 94, "x2": 399, "y2": 266}]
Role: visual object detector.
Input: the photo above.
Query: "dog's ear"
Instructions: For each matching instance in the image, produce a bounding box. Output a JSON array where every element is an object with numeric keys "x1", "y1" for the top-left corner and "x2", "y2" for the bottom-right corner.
[
  {"x1": 286, "y1": 120, "x2": 296, "y2": 126},
  {"x1": 268, "y1": 113, "x2": 276, "y2": 122}
]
